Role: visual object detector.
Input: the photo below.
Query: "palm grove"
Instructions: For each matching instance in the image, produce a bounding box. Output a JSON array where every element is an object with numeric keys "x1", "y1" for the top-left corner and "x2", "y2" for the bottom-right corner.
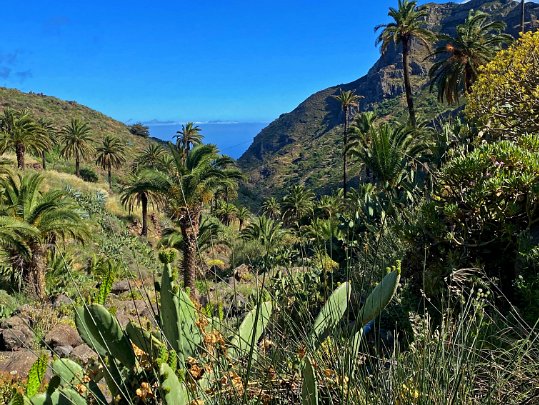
[{"x1": 0, "y1": 0, "x2": 538, "y2": 403}]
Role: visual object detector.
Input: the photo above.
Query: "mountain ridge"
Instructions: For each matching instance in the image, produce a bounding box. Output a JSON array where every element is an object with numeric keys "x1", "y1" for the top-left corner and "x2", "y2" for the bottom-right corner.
[{"x1": 238, "y1": 0, "x2": 539, "y2": 204}]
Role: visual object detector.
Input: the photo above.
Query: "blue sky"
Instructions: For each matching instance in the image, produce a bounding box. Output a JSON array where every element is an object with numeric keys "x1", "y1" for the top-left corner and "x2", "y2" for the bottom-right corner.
[{"x1": 1, "y1": 0, "x2": 450, "y2": 123}]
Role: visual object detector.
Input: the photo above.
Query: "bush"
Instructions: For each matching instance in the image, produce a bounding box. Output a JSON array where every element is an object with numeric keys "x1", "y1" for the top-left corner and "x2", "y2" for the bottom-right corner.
[
  {"x1": 128, "y1": 122, "x2": 150, "y2": 137},
  {"x1": 79, "y1": 167, "x2": 98, "y2": 183},
  {"x1": 466, "y1": 31, "x2": 539, "y2": 140}
]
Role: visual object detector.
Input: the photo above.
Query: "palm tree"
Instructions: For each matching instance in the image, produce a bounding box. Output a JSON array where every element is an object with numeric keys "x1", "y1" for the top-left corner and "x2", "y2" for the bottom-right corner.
[
  {"x1": 428, "y1": 11, "x2": 512, "y2": 104},
  {"x1": 132, "y1": 143, "x2": 165, "y2": 172},
  {"x1": 333, "y1": 89, "x2": 362, "y2": 197},
  {"x1": 262, "y1": 197, "x2": 281, "y2": 220},
  {"x1": 0, "y1": 109, "x2": 50, "y2": 169},
  {"x1": 236, "y1": 206, "x2": 251, "y2": 231},
  {"x1": 241, "y1": 215, "x2": 287, "y2": 256},
  {"x1": 161, "y1": 216, "x2": 222, "y2": 255},
  {"x1": 120, "y1": 169, "x2": 169, "y2": 236},
  {"x1": 60, "y1": 119, "x2": 94, "y2": 177},
  {"x1": 0, "y1": 172, "x2": 88, "y2": 298},
  {"x1": 282, "y1": 185, "x2": 315, "y2": 227},
  {"x1": 96, "y1": 136, "x2": 126, "y2": 189},
  {"x1": 175, "y1": 122, "x2": 203, "y2": 162},
  {"x1": 37, "y1": 118, "x2": 56, "y2": 170},
  {"x1": 375, "y1": 0, "x2": 434, "y2": 127},
  {"x1": 521, "y1": 0, "x2": 526, "y2": 33},
  {"x1": 166, "y1": 143, "x2": 242, "y2": 292},
  {"x1": 348, "y1": 122, "x2": 429, "y2": 190},
  {"x1": 215, "y1": 201, "x2": 237, "y2": 226},
  {"x1": 347, "y1": 112, "x2": 377, "y2": 182}
]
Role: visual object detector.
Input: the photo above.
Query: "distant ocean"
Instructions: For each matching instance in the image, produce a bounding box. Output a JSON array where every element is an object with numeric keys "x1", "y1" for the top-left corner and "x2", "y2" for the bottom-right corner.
[{"x1": 146, "y1": 121, "x2": 268, "y2": 159}]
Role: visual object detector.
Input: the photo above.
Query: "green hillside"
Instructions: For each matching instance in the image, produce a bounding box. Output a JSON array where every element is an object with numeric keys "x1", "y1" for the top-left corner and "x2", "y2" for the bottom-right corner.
[{"x1": 0, "y1": 87, "x2": 158, "y2": 182}]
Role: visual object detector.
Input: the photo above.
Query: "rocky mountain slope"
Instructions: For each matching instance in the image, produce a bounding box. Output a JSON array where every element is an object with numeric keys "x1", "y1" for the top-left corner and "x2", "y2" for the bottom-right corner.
[{"x1": 238, "y1": 0, "x2": 539, "y2": 204}]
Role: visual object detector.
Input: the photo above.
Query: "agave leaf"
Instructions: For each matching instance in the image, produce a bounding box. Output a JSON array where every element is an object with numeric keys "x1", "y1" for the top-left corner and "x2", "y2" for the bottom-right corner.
[
  {"x1": 301, "y1": 357, "x2": 318, "y2": 405},
  {"x1": 229, "y1": 301, "x2": 273, "y2": 358},
  {"x1": 311, "y1": 282, "x2": 351, "y2": 345}
]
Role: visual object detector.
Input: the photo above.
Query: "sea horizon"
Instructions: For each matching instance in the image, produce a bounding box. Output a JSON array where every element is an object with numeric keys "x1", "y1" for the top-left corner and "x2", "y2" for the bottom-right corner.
[{"x1": 145, "y1": 121, "x2": 269, "y2": 159}]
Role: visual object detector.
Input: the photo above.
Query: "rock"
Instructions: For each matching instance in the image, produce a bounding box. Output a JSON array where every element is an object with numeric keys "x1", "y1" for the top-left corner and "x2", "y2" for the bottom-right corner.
[
  {"x1": 44, "y1": 324, "x2": 82, "y2": 348},
  {"x1": 0, "y1": 316, "x2": 35, "y2": 351},
  {"x1": 54, "y1": 345, "x2": 73, "y2": 358},
  {"x1": 51, "y1": 294, "x2": 74, "y2": 308},
  {"x1": 224, "y1": 293, "x2": 248, "y2": 318},
  {"x1": 70, "y1": 344, "x2": 97, "y2": 365},
  {"x1": 111, "y1": 280, "x2": 131, "y2": 295},
  {"x1": 113, "y1": 299, "x2": 157, "y2": 327},
  {"x1": 233, "y1": 264, "x2": 252, "y2": 282},
  {"x1": 0, "y1": 350, "x2": 52, "y2": 379}
]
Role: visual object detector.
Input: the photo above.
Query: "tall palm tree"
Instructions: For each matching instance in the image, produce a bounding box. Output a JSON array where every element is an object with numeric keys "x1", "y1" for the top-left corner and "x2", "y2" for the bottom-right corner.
[
  {"x1": 0, "y1": 109, "x2": 50, "y2": 169},
  {"x1": 0, "y1": 172, "x2": 88, "y2": 298},
  {"x1": 160, "y1": 216, "x2": 222, "y2": 256},
  {"x1": 521, "y1": 0, "x2": 526, "y2": 33},
  {"x1": 375, "y1": 0, "x2": 434, "y2": 127},
  {"x1": 175, "y1": 122, "x2": 203, "y2": 162},
  {"x1": 282, "y1": 185, "x2": 315, "y2": 227},
  {"x1": 262, "y1": 197, "x2": 281, "y2": 220},
  {"x1": 120, "y1": 169, "x2": 169, "y2": 236},
  {"x1": 60, "y1": 119, "x2": 94, "y2": 177},
  {"x1": 166, "y1": 143, "x2": 242, "y2": 292},
  {"x1": 428, "y1": 11, "x2": 512, "y2": 104},
  {"x1": 132, "y1": 143, "x2": 165, "y2": 172},
  {"x1": 37, "y1": 118, "x2": 56, "y2": 170},
  {"x1": 96, "y1": 136, "x2": 126, "y2": 189},
  {"x1": 333, "y1": 89, "x2": 362, "y2": 197}
]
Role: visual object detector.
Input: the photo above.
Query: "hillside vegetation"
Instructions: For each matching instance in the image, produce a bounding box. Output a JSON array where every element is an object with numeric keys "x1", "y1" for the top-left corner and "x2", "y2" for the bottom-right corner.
[
  {"x1": 239, "y1": 0, "x2": 539, "y2": 204},
  {"x1": 0, "y1": 1, "x2": 538, "y2": 404}
]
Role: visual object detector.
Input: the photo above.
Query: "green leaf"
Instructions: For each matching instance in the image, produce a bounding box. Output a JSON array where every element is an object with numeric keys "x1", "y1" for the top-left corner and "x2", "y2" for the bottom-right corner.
[
  {"x1": 160, "y1": 363, "x2": 189, "y2": 405},
  {"x1": 301, "y1": 357, "x2": 318, "y2": 405},
  {"x1": 311, "y1": 282, "x2": 351, "y2": 345},
  {"x1": 230, "y1": 301, "x2": 273, "y2": 358},
  {"x1": 357, "y1": 262, "x2": 401, "y2": 326},
  {"x1": 52, "y1": 359, "x2": 84, "y2": 387}
]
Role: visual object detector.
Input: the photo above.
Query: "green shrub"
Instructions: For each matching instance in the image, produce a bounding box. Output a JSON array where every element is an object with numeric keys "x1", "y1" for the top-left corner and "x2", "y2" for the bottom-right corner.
[{"x1": 79, "y1": 167, "x2": 99, "y2": 183}]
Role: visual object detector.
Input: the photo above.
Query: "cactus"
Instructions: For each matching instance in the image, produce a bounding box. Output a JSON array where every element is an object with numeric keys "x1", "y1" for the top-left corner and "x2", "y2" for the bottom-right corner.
[
  {"x1": 160, "y1": 363, "x2": 189, "y2": 405},
  {"x1": 229, "y1": 301, "x2": 273, "y2": 358},
  {"x1": 75, "y1": 303, "x2": 136, "y2": 369},
  {"x1": 160, "y1": 260, "x2": 201, "y2": 360},
  {"x1": 311, "y1": 281, "x2": 351, "y2": 346},
  {"x1": 301, "y1": 357, "x2": 318, "y2": 405},
  {"x1": 125, "y1": 321, "x2": 164, "y2": 359},
  {"x1": 51, "y1": 359, "x2": 84, "y2": 387},
  {"x1": 25, "y1": 354, "x2": 48, "y2": 398},
  {"x1": 357, "y1": 261, "x2": 401, "y2": 327}
]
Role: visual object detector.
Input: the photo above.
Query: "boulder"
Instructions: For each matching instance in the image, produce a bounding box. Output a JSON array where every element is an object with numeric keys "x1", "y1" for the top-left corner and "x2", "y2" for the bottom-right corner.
[
  {"x1": 0, "y1": 316, "x2": 35, "y2": 351},
  {"x1": 44, "y1": 323, "x2": 82, "y2": 349},
  {"x1": 51, "y1": 294, "x2": 74, "y2": 308},
  {"x1": 0, "y1": 350, "x2": 52, "y2": 379},
  {"x1": 70, "y1": 344, "x2": 97, "y2": 365},
  {"x1": 111, "y1": 280, "x2": 131, "y2": 295},
  {"x1": 233, "y1": 264, "x2": 252, "y2": 282},
  {"x1": 54, "y1": 345, "x2": 73, "y2": 358}
]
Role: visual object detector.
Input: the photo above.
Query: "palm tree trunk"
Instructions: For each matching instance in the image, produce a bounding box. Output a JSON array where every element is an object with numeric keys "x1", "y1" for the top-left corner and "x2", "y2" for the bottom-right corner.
[
  {"x1": 75, "y1": 154, "x2": 80, "y2": 177},
  {"x1": 402, "y1": 38, "x2": 417, "y2": 128},
  {"x1": 141, "y1": 193, "x2": 148, "y2": 236},
  {"x1": 343, "y1": 107, "x2": 349, "y2": 198},
  {"x1": 521, "y1": 0, "x2": 525, "y2": 33},
  {"x1": 15, "y1": 142, "x2": 25, "y2": 170},
  {"x1": 41, "y1": 151, "x2": 47, "y2": 170},
  {"x1": 180, "y1": 213, "x2": 200, "y2": 296},
  {"x1": 108, "y1": 164, "x2": 112, "y2": 190},
  {"x1": 26, "y1": 243, "x2": 47, "y2": 300}
]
